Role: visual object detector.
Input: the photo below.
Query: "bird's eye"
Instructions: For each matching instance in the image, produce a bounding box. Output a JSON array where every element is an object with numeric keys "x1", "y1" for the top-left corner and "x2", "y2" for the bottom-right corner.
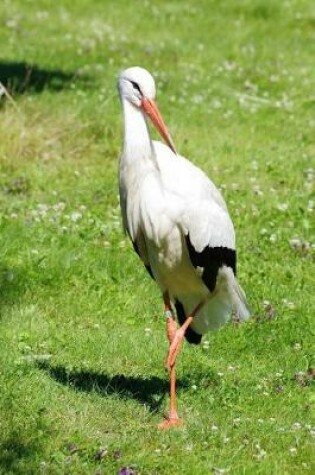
[{"x1": 130, "y1": 80, "x2": 142, "y2": 95}]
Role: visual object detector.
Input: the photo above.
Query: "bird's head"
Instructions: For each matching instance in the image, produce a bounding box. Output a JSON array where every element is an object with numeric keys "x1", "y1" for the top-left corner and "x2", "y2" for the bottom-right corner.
[{"x1": 118, "y1": 66, "x2": 176, "y2": 154}]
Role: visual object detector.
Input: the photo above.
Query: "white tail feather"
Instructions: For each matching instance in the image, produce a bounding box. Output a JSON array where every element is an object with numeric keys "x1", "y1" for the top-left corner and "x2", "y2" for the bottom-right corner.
[
  {"x1": 218, "y1": 266, "x2": 250, "y2": 321},
  {"x1": 177, "y1": 266, "x2": 250, "y2": 336}
]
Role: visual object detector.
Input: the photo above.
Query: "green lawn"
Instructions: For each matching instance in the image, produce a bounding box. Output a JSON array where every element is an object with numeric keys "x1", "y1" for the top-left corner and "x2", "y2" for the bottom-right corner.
[{"x1": 0, "y1": 1, "x2": 314, "y2": 474}]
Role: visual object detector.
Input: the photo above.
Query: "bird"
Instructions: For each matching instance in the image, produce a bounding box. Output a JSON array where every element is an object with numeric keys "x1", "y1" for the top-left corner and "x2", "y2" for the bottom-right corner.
[{"x1": 117, "y1": 66, "x2": 250, "y2": 429}]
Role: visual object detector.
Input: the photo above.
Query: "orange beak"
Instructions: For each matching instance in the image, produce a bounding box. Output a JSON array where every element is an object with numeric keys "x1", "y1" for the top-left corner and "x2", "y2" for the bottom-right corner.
[{"x1": 141, "y1": 98, "x2": 177, "y2": 154}]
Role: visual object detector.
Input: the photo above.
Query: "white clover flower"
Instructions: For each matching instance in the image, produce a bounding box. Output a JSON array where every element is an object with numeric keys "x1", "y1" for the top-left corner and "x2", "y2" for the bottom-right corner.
[
  {"x1": 252, "y1": 185, "x2": 263, "y2": 196},
  {"x1": 251, "y1": 205, "x2": 259, "y2": 216},
  {"x1": 202, "y1": 340, "x2": 210, "y2": 350},
  {"x1": 191, "y1": 94, "x2": 203, "y2": 105},
  {"x1": 185, "y1": 443, "x2": 193, "y2": 452},
  {"x1": 277, "y1": 203, "x2": 288, "y2": 212},
  {"x1": 289, "y1": 238, "x2": 302, "y2": 249},
  {"x1": 255, "y1": 444, "x2": 267, "y2": 460},
  {"x1": 70, "y1": 212, "x2": 82, "y2": 222},
  {"x1": 53, "y1": 202, "x2": 66, "y2": 212},
  {"x1": 227, "y1": 365, "x2": 236, "y2": 372},
  {"x1": 292, "y1": 422, "x2": 302, "y2": 430},
  {"x1": 213, "y1": 468, "x2": 229, "y2": 475},
  {"x1": 212, "y1": 99, "x2": 222, "y2": 109},
  {"x1": 269, "y1": 75, "x2": 279, "y2": 83},
  {"x1": 37, "y1": 203, "x2": 49, "y2": 215},
  {"x1": 282, "y1": 299, "x2": 296, "y2": 309}
]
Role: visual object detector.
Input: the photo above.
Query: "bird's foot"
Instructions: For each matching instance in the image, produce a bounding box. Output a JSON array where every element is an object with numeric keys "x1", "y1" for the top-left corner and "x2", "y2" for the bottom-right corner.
[
  {"x1": 165, "y1": 328, "x2": 185, "y2": 371},
  {"x1": 158, "y1": 411, "x2": 183, "y2": 430}
]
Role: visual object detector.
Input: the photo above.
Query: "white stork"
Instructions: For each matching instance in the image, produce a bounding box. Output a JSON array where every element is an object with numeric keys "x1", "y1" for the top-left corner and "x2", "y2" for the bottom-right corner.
[{"x1": 117, "y1": 66, "x2": 250, "y2": 429}]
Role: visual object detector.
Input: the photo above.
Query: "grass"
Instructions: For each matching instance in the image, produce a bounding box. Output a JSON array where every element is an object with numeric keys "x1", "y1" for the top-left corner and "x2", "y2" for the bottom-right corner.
[{"x1": 0, "y1": 0, "x2": 314, "y2": 473}]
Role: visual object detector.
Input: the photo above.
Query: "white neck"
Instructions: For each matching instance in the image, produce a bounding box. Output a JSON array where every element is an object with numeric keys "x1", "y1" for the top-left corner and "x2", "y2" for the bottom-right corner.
[{"x1": 121, "y1": 98, "x2": 156, "y2": 167}]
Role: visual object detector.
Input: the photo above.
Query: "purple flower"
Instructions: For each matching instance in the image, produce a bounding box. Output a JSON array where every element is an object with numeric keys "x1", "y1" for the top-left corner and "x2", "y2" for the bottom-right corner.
[{"x1": 118, "y1": 467, "x2": 137, "y2": 475}]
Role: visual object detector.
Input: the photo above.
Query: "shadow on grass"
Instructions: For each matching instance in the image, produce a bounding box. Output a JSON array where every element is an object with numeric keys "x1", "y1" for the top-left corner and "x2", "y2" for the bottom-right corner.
[
  {"x1": 0, "y1": 264, "x2": 30, "y2": 315},
  {"x1": 0, "y1": 60, "x2": 90, "y2": 95},
  {"x1": 38, "y1": 362, "x2": 191, "y2": 413},
  {"x1": 0, "y1": 435, "x2": 40, "y2": 475}
]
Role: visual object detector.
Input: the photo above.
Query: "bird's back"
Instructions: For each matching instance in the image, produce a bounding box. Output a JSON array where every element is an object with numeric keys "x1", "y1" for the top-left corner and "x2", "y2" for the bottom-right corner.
[
  {"x1": 152, "y1": 141, "x2": 235, "y2": 252},
  {"x1": 152, "y1": 141, "x2": 229, "y2": 214}
]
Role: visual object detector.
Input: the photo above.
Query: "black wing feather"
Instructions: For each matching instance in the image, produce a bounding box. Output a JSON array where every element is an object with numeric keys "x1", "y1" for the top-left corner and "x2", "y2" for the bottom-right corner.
[
  {"x1": 175, "y1": 299, "x2": 202, "y2": 345},
  {"x1": 132, "y1": 240, "x2": 155, "y2": 280},
  {"x1": 186, "y1": 235, "x2": 236, "y2": 292}
]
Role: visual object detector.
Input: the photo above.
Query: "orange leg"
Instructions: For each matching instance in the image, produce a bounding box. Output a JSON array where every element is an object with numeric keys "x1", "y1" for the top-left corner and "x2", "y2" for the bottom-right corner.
[
  {"x1": 165, "y1": 300, "x2": 205, "y2": 371},
  {"x1": 158, "y1": 294, "x2": 205, "y2": 430}
]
